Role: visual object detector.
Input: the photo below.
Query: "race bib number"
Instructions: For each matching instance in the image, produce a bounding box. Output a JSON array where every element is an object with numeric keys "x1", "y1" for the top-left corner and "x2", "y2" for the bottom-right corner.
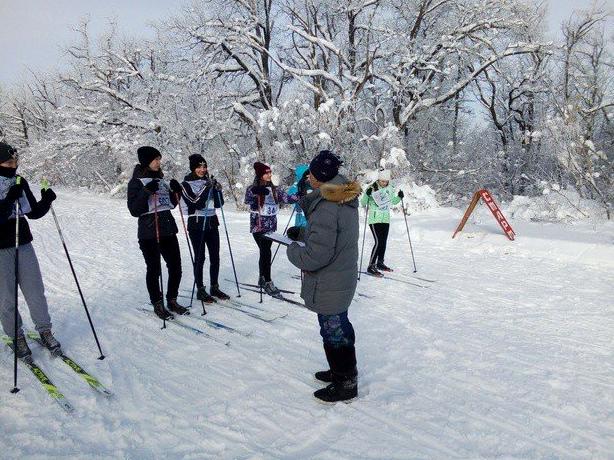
[
  {"x1": 260, "y1": 189, "x2": 278, "y2": 216},
  {"x1": 372, "y1": 189, "x2": 391, "y2": 211}
]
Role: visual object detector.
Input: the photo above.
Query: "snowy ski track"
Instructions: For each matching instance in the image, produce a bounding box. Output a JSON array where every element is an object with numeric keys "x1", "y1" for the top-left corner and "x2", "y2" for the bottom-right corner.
[{"x1": 0, "y1": 189, "x2": 613, "y2": 459}]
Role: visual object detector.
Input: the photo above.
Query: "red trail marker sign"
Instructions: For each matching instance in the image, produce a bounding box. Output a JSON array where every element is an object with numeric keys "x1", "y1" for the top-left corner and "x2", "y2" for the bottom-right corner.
[{"x1": 452, "y1": 189, "x2": 516, "y2": 241}]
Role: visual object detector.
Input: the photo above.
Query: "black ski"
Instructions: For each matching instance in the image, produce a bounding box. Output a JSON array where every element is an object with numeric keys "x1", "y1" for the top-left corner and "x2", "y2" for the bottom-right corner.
[
  {"x1": 241, "y1": 286, "x2": 307, "y2": 308},
  {"x1": 1, "y1": 336, "x2": 74, "y2": 413},
  {"x1": 291, "y1": 274, "x2": 374, "y2": 299},
  {"x1": 359, "y1": 272, "x2": 429, "y2": 288},
  {"x1": 186, "y1": 315, "x2": 251, "y2": 337},
  {"x1": 26, "y1": 332, "x2": 112, "y2": 397},
  {"x1": 137, "y1": 308, "x2": 230, "y2": 346},
  {"x1": 224, "y1": 278, "x2": 295, "y2": 295},
  {"x1": 215, "y1": 299, "x2": 288, "y2": 322}
]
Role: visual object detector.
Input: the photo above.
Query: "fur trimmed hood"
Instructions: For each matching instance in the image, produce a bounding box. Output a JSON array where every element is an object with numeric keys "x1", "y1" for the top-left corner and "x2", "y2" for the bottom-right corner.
[{"x1": 320, "y1": 180, "x2": 362, "y2": 204}]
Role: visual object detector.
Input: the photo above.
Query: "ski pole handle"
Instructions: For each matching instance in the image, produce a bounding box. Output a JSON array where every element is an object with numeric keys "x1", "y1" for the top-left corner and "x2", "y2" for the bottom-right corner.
[
  {"x1": 16, "y1": 176, "x2": 22, "y2": 185},
  {"x1": 41, "y1": 178, "x2": 49, "y2": 190}
]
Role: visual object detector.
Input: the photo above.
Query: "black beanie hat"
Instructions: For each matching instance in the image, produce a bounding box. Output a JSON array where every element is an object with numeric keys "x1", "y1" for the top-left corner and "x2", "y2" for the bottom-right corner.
[
  {"x1": 309, "y1": 150, "x2": 342, "y2": 182},
  {"x1": 0, "y1": 142, "x2": 17, "y2": 163},
  {"x1": 189, "y1": 154, "x2": 207, "y2": 172},
  {"x1": 137, "y1": 146, "x2": 161, "y2": 167},
  {"x1": 253, "y1": 161, "x2": 271, "y2": 179}
]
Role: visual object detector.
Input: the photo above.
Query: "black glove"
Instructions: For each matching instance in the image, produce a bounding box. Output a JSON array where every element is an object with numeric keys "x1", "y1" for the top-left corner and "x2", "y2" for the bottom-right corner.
[
  {"x1": 5, "y1": 183, "x2": 24, "y2": 202},
  {"x1": 286, "y1": 226, "x2": 301, "y2": 241},
  {"x1": 398, "y1": 190, "x2": 404, "y2": 199},
  {"x1": 211, "y1": 177, "x2": 223, "y2": 191},
  {"x1": 169, "y1": 179, "x2": 182, "y2": 194},
  {"x1": 41, "y1": 188, "x2": 57, "y2": 203},
  {"x1": 251, "y1": 185, "x2": 270, "y2": 196},
  {"x1": 366, "y1": 188, "x2": 372, "y2": 196},
  {"x1": 144, "y1": 180, "x2": 159, "y2": 194}
]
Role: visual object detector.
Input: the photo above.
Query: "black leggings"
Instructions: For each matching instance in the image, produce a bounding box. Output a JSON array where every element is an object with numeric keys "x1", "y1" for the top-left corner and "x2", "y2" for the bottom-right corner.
[
  {"x1": 138, "y1": 235, "x2": 182, "y2": 304},
  {"x1": 369, "y1": 223, "x2": 390, "y2": 266},
  {"x1": 252, "y1": 232, "x2": 273, "y2": 282},
  {"x1": 188, "y1": 218, "x2": 220, "y2": 288}
]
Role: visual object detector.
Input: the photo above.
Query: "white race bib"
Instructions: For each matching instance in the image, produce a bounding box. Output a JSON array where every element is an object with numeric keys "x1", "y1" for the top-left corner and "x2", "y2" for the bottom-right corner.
[
  {"x1": 0, "y1": 176, "x2": 31, "y2": 218},
  {"x1": 372, "y1": 189, "x2": 391, "y2": 211},
  {"x1": 140, "y1": 178, "x2": 173, "y2": 214},
  {"x1": 258, "y1": 188, "x2": 278, "y2": 216}
]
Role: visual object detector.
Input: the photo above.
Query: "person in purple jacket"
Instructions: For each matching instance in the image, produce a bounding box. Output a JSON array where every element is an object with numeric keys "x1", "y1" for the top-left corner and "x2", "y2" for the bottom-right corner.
[{"x1": 244, "y1": 162, "x2": 298, "y2": 297}]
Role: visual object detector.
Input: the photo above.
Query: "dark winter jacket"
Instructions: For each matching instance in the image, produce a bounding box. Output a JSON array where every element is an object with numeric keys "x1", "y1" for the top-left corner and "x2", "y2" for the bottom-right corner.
[
  {"x1": 244, "y1": 179, "x2": 298, "y2": 233},
  {"x1": 287, "y1": 174, "x2": 362, "y2": 315},
  {"x1": 0, "y1": 175, "x2": 53, "y2": 249},
  {"x1": 127, "y1": 165, "x2": 179, "y2": 240},
  {"x1": 181, "y1": 173, "x2": 224, "y2": 232}
]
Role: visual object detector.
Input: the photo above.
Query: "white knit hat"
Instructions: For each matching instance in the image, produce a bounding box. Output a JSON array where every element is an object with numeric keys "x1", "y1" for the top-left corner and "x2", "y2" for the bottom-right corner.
[{"x1": 378, "y1": 168, "x2": 391, "y2": 181}]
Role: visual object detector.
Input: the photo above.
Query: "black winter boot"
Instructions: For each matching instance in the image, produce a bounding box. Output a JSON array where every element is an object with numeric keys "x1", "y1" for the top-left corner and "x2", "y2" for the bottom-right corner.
[
  {"x1": 367, "y1": 265, "x2": 384, "y2": 277},
  {"x1": 167, "y1": 298, "x2": 190, "y2": 315},
  {"x1": 210, "y1": 284, "x2": 230, "y2": 300},
  {"x1": 197, "y1": 287, "x2": 217, "y2": 303},
  {"x1": 313, "y1": 375, "x2": 358, "y2": 403},
  {"x1": 153, "y1": 300, "x2": 174, "y2": 320},
  {"x1": 314, "y1": 344, "x2": 358, "y2": 403}
]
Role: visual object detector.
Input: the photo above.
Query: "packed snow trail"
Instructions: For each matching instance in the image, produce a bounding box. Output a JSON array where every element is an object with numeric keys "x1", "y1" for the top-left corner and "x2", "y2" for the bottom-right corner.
[{"x1": 0, "y1": 189, "x2": 612, "y2": 458}]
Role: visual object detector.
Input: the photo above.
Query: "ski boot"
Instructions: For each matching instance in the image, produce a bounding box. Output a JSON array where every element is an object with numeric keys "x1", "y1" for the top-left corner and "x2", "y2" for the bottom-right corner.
[
  {"x1": 167, "y1": 298, "x2": 190, "y2": 315},
  {"x1": 367, "y1": 264, "x2": 384, "y2": 277},
  {"x1": 153, "y1": 300, "x2": 174, "y2": 320},
  {"x1": 39, "y1": 329, "x2": 62, "y2": 356},
  {"x1": 314, "y1": 369, "x2": 333, "y2": 383},
  {"x1": 9, "y1": 332, "x2": 32, "y2": 361},
  {"x1": 197, "y1": 286, "x2": 217, "y2": 303},
  {"x1": 210, "y1": 284, "x2": 230, "y2": 300},
  {"x1": 376, "y1": 262, "x2": 393, "y2": 272},
  {"x1": 263, "y1": 281, "x2": 283, "y2": 299}
]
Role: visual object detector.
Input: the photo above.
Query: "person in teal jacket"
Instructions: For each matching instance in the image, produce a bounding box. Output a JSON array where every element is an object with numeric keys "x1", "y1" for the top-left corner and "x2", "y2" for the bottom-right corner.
[
  {"x1": 360, "y1": 168, "x2": 404, "y2": 276},
  {"x1": 287, "y1": 164, "x2": 311, "y2": 228}
]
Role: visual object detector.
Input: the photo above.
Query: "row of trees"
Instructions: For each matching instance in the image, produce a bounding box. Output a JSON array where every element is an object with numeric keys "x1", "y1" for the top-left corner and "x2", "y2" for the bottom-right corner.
[{"x1": 0, "y1": 0, "x2": 612, "y2": 216}]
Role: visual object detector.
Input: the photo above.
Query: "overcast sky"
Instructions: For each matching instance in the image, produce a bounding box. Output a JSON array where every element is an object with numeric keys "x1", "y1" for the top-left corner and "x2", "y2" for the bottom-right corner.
[{"x1": 0, "y1": 0, "x2": 611, "y2": 86}]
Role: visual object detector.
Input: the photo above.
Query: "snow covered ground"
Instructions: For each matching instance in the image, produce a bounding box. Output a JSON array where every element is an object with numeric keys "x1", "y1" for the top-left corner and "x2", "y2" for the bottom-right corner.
[{"x1": 0, "y1": 189, "x2": 613, "y2": 459}]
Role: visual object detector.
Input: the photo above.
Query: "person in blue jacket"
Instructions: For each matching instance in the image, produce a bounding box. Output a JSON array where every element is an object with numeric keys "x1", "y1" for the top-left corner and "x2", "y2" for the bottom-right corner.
[{"x1": 287, "y1": 164, "x2": 311, "y2": 229}]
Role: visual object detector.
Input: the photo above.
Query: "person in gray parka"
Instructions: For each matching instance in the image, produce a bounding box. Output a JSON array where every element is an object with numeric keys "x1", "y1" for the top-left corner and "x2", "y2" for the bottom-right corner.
[{"x1": 286, "y1": 150, "x2": 362, "y2": 403}]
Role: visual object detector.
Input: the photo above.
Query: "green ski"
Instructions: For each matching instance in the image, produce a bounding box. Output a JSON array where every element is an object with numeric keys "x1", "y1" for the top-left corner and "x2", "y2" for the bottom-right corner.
[
  {"x1": 2, "y1": 336, "x2": 74, "y2": 413},
  {"x1": 26, "y1": 332, "x2": 113, "y2": 397}
]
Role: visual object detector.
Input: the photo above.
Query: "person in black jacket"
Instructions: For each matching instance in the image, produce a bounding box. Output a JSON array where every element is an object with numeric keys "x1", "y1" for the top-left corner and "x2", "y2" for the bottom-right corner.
[
  {"x1": 127, "y1": 146, "x2": 188, "y2": 320},
  {"x1": 181, "y1": 154, "x2": 230, "y2": 302},
  {"x1": 0, "y1": 141, "x2": 62, "y2": 359}
]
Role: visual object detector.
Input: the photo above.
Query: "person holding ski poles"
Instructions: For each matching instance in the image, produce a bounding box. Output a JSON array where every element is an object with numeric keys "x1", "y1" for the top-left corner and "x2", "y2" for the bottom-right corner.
[
  {"x1": 180, "y1": 154, "x2": 229, "y2": 303},
  {"x1": 127, "y1": 146, "x2": 188, "y2": 320},
  {"x1": 244, "y1": 161, "x2": 298, "y2": 297},
  {"x1": 287, "y1": 164, "x2": 311, "y2": 229},
  {"x1": 285, "y1": 150, "x2": 362, "y2": 403},
  {"x1": 360, "y1": 168, "x2": 404, "y2": 277},
  {"x1": 0, "y1": 141, "x2": 62, "y2": 359}
]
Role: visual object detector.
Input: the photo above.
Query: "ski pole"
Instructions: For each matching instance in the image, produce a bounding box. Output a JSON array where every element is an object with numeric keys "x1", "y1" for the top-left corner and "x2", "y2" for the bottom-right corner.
[
  {"x1": 401, "y1": 197, "x2": 418, "y2": 273},
  {"x1": 175, "y1": 191, "x2": 208, "y2": 316},
  {"x1": 271, "y1": 207, "x2": 296, "y2": 265},
  {"x1": 190, "y1": 187, "x2": 213, "y2": 312},
  {"x1": 11, "y1": 176, "x2": 22, "y2": 394},
  {"x1": 217, "y1": 190, "x2": 241, "y2": 298},
  {"x1": 358, "y1": 198, "x2": 370, "y2": 281},
  {"x1": 153, "y1": 190, "x2": 166, "y2": 329},
  {"x1": 42, "y1": 179, "x2": 105, "y2": 359}
]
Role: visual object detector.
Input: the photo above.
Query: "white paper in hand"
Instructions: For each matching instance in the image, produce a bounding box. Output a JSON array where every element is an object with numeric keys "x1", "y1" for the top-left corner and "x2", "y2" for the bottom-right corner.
[{"x1": 264, "y1": 232, "x2": 305, "y2": 247}]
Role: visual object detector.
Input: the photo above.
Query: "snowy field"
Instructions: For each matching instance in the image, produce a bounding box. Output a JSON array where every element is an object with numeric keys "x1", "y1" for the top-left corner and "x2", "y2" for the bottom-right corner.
[{"x1": 0, "y1": 189, "x2": 613, "y2": 459}]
